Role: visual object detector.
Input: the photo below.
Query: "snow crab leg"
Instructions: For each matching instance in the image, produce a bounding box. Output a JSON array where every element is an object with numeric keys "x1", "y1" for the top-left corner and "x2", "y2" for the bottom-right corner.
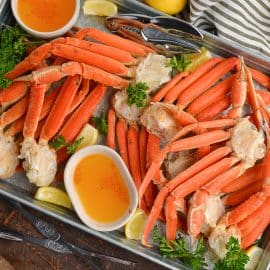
[
  {"x1": 19, "y1": 83, "x2": 55, "y2": 186},
  {"x1": 164, "y1": 58, "x2": 223, "y2": 103},
  {"x1": 74, "y1": 27, "x2": 150, "y2": 57},
  {"x1": 127, "y1": 125, "x2": 142, "y2": 190},
  {"x1": 187, "y1": 75, "x2": 235, "y2": 116},
  {"x1": 116, "y1": 118, "x2": 130, "y2": 170},
  {"x1": 20, "y1": 75, "x2": 81, "y2": 186},
  {"x1": 58, "y1": 84, "x2": 107, "y2": 144},
  {"x1": 221, "y1": 164, "x2": 263, "y2": 193},
  {"x1": 141, "y1": 146, "x2": 232, "y2": 246},
  {"x1": 139, "y1": 128, "x2": 232, "y2": 205},
  {"x1": 177, "y1": 57, "x2": 238, "y2": 108},
  {"x1": 140, "y1": 112, "x2": 266, "y2": 246},
  {"x1": 223, "y1": 179, "x2": 263, "y2": 207},
  {"x1": 107, "y1": 108, "x2": 116, "y2": 149},
  {"x1": 209, "y1": 150, "x2": 270, "y2": 256},
  {"x1": 40, "y1": 75, "x2": 81, "y2": 141},
  {"x1": 15, "y1": 62, "x2": 129, "y2": 89},
  {"x1": 0, "y1": 82, "x2": 28, "y2": 110},
  {"x1": 5, "y1": 33, "x2": 140, "y2": 80}
]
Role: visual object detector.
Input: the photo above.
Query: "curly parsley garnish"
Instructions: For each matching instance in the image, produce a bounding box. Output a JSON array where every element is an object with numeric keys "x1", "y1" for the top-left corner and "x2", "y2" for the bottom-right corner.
[
  {"x1": 0, "y1": 25, "x2": 43, "y2": 88},
  {"x1": 126, "y1": 82, "x2": 148, "y2": 108},
  {"x1": 214, "y1": 237, "x2": 249, "y2": 270},
  {"x1": 49, "y1": 136, "x2": 66, "y2": 150},
  {"x1": 67, "y1": 137, "x2": 84, "y2": 154},
  {"x1": 153, "y1": 225, "x2": 207, "y2": 270},
  {"x1": 49, "y1": 135, "x2": 84, "y2": 154},
  {"x1": 92, "y1": 114, "x2": 108, "y2": 135},
  {"x1": 166, "y1": 55, "x2": 191, "y2": 72}
]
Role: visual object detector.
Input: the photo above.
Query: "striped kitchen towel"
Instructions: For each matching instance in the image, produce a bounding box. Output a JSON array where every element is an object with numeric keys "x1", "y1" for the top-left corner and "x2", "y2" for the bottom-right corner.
[{"x1": 189, "y1": 0, "x2": 270, "y2": 57}]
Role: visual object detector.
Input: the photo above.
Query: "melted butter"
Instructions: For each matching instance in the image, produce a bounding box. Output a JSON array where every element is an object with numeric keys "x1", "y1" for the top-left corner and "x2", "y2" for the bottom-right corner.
[
  {"x1": 17, "y1": 0, "x2": 75, "y2": 32},
  {"x1": 74, "y1": 154, "x2": 130, "y2": 223}
]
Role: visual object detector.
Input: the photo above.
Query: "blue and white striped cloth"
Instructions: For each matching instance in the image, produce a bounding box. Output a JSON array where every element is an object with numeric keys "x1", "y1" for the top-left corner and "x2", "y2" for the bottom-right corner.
[{"x1": 189, "y1": 0, "x2": 270, "y2": 57}]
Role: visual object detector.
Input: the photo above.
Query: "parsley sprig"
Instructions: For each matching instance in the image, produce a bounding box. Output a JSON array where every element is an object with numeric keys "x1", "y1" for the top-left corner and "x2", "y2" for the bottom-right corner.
[
  {"x1": 0, "y1": 25, "x2": 43, "y2": 88},
  {"x1": 49, "y1": 135, "x2": 84, "y2": 154},
  {"x1": 49, "y1": 136, "x2": 66, "y2": 150},
  {"x1": 67, "y1": 137, "x2": 84, "y2": 154},
  {"x1": 166, "y1": 55, "x2": 191, "y2": 72},
  {"x1": 153, "y1": 226, "x2": 207, "y2": 270},
  {"x1": 214, "y1": 237, "x2": 249, "y2": 270},
  {"x1": 126, "y1": 82, "x2": 148, "y2": 108},
  {"x1": 92, "y1": 114, "x2": 108, "y2": 135}
]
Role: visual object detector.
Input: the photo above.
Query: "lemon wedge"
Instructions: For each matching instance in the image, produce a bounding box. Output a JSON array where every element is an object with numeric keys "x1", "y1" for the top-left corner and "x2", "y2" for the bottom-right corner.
[
  {"x1": 145, "y1": 0, "x2": 187, "y2": 15},
  {"x1": 245, "y1": 245, "x2": 263, "y2": 270},
  {"x1": 184, "y1": 47, "x2": 212, "y2": 72},
  {"x1": 125, "y1": 208, "x2": 147, "y2": 240},
  {"x1": 83, "y1": 0, "x2": 118, "y2": 16},
  {"x1": 34, "y1": 186, "x2": 72, "y2": 209},
  {"x1": 75, "y1": 123, "x2": 98, "y2": 151}
]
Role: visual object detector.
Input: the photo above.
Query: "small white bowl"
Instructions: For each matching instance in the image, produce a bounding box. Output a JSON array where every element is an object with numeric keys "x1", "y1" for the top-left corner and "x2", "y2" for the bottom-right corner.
[
  {"x1": 64, "y1": 145, "x2": 138, "y2": 231},
  {"x1": 11, "y1": 0, "x2": 80, "y2": 39}
]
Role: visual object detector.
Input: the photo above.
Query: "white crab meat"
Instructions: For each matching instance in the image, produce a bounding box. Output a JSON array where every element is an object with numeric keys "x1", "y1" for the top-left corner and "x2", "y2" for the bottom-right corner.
[
  {"x1": 231, "y1": 118, "x2": 266, "y2": 168},
  {"x1": 200, "y1": 195, "x2": 225, "y2": 236},
  {"x1": 0, "y1": 132, "x2": 18, "y2": 178},
  {"x1": 136, "y1": 53, "x2": 172, "y2": 93},
  {"x1": 208, "y1": 224, "x2": 241, "y2": 259},
  {"x1": 113, "y1": 91, "x2": 143, "y2": 123},
  {"x1": 19, "y1": 137, "x2": 57, "y2": 186},
  {"x1": 140, "y1": 103, "x2": 180, "y2": 143},
  {"x1": 163, "y1": 150, "x2": 197, "y2": 179}
]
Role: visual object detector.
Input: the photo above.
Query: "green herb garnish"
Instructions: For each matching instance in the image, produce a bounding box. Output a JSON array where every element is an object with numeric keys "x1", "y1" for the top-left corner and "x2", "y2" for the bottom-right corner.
[
  {"x1": 67, "y1": 137, "x2": 84, "y2": 154},
  {"x1": 126, "y1": 82, "x2": 148, "y2": 108},
  {"x1": 49, "y1": 135, "x2": 84, "y2": 154},
  {"x1": 153, "y1": 225, "x2": 207, "y2": 270},
  {"x1": 214, "y1": 237, "x2": 249, "y2": 270},
  {"x1": 166, "y1": 55, "x2": 191, "y2": 72},
  {"x1": 0, "y1": 25, "x2": 43, "y2": 88},
  {"x1": 49, "y1": 135, "x2": 66, "y2": 150},
  {"x1": 92, "y1": 114, "x2": 108, "y2": 135}
]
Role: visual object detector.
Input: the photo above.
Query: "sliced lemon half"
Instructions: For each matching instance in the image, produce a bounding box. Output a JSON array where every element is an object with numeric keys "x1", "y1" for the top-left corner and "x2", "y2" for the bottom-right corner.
[
  {"x1": 75, "y1": 123, "x2": 98, "y2": 151},
  {"x1": 125, "y1": 208, "x2": 147, "y2": 240},
  {"x1": 145, "y1": 0, "x2": 187, "y2": 15},
  {"x1": 184, "y1": 47, "x2": 212, "y2": 72},
  {"x1": 83, "y1": 0, "x2": 118, "y2": 17},
  {"x1": 245, "y1": 245, "x2": 263, "y2": 270},
  {"x1": 34, "y1": 186, "x2": 72, "y2": 209}
]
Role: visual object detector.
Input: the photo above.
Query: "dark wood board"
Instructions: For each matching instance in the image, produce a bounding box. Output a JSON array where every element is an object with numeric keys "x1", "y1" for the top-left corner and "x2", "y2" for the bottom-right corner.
[{"x1": 0, "y1": 198, "x2": 164, "y2": 270}]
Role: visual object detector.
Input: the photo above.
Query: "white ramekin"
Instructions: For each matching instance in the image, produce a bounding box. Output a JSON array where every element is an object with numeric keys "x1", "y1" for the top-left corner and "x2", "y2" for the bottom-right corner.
[
  {"x1": 11, "y1": 0, "x2": 80, "y2": 39},
  {"x1": 64, "y1": 145, "x2": 138, "y2": 231}
]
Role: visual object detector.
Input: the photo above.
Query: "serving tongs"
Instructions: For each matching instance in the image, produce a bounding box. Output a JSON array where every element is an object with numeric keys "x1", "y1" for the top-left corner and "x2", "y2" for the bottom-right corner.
[
  {"x1": 105, "y1": 14, "x2": 203, "y2": 55},
  {"x1": 3, "y1": 199, "x2": 136, "y2": 268}
]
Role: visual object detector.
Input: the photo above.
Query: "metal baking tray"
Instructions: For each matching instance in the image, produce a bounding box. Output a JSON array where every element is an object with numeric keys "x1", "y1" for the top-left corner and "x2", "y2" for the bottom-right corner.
[{"x1": 0, "y1": 0, "x2": 269, "y2": 269}]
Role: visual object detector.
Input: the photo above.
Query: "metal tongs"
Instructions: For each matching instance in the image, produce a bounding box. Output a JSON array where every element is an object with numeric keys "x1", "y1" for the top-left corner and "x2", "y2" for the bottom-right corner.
[
  {"x1": 1, "y1": 199, "x2": 136, "y2": 269},
  {"x1": 105, "y1": 14, "x2": 203, "y2": 55}
]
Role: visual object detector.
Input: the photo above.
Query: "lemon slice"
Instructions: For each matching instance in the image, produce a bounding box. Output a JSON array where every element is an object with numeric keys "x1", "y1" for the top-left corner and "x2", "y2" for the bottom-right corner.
[
  {"x1": 145, "y1": 0, "x2": 187, "y2": 15},
  {"x1": 184, "y1": 47, "x2": 212, "y2": 72},
  {"x1": 83, "y1": 0, "x2": 118, "y2": 16},
  {"x1": 75, "y1": 123, "x2": 98, "y2": 151},
  {"x1": 245, "y1": 245, "x2": 264, "y2": 270},
  {"x1": 34, "y1": 186, "x2": 72, "y2": 209},
  {"x1": 125, "y1": 208, "x2": 147, "y2": 240}
]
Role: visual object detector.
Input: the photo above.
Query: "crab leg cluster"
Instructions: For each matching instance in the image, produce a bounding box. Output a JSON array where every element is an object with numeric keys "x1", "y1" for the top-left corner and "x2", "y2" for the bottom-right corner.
[
  {"x1": 0, "y1": 21, "x2": 269, "y2": 259},
  {"x1": 121, "y1": 52, "x2": 270, "y2": 255},
  {"x1": 0, "y1": 27, "x2": 153, "y2": 185}
]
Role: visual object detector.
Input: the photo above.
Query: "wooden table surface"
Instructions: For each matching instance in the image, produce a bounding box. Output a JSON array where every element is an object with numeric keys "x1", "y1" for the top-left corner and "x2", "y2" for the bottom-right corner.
[{"x1": 0, "y1": 197, "x2": 164, "y2": 270}]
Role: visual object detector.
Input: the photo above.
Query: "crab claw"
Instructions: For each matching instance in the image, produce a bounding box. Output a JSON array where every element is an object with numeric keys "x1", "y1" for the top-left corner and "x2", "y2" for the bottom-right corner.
[
  {"x1": 0, "y1": 132, "x2": 18, "y2": 178},
  {"x1": 19, "y1": 137, "x2": 57, "y2": 186},
  {"x1": 208, "y1": 224, "x2": 241, "y2": 258}
]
